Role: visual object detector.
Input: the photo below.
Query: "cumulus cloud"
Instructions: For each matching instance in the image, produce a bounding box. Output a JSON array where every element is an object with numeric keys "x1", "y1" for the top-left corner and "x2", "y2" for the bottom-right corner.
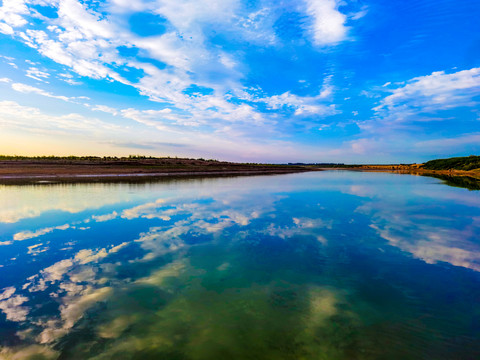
[
  {"x1": 304, "y1": 0, "x2": 349, "y2": 45},
  {"x1": 0, "y1": 287, "x2": 30, "y2": 322},
  {"x1": 42, "y1": 259, "x2": 75, "y2": 283},
  {"x1": 0, "y1": 0, "x2": 29, "y2": 33},
  {"x1": 91, "y1": 211, "x2": 118, "y2": 222}
]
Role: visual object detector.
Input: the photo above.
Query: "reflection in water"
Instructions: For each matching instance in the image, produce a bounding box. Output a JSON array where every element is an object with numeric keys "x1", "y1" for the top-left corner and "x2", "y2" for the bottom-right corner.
[
  {"x1": 0, "y1": 172, "x2": 480, "y2": 359},
  {"x1": 425, "y1": 174, "x2": 480, "y2": 191}
]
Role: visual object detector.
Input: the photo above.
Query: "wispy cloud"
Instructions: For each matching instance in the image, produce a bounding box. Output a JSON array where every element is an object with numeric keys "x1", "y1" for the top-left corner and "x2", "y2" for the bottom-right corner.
[
  {"x1": 25, "y1": 67, "x2": 50, "y2": 82},
  {"x1": 374, "y1": 67, "x2": 480, "y2": 121},
  {"x1": 11, "y1": 82, "x2": 71, "y2": 102},
  {"x1": 1, "y1": 0, "x2": 350, "y2": 152},
  {"x1": 0, "y1": 0, "x2": 476, "y2": 162},
  {"x1": 0, "y1": 100, "x2": 121, "y2": 135},
  {"x1": 415, "y1": 133, "x2": 480, "y2": 152}
]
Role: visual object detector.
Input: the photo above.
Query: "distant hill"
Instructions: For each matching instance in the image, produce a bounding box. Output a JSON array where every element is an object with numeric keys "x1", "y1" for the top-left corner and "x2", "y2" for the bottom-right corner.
[{"x1": 423, "y1": 155, "x2": 480, "y2": 171}]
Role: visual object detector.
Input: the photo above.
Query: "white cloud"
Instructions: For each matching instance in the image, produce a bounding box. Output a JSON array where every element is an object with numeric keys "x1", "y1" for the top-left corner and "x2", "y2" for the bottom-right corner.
[
  {"x1": 25, "y1": 67, "x2": 50, "y2": 82},
  {"x1": 373, "y1": 223, "x2": 480, "y2": 272},
  {"x1": 0, "y1": 100, "x2": 122, "y2": 136},
  {"x1": 0, "y1": 0, "x2": 29, "y2": 31},
  {"x1": 74, "y1": 248, "x2": 109, "y2": 265},
  {"x1": 415, "y1": 133, "x2": 480, "y2": 152},
  {"x1": 27, "y1": 242, "x2": 126, "y2": 343},
  {"x1": 109, "y1": 242, "x2": 129, "y2": 253},
  {"x1": 304, "y1": 0, "x2": 349, "y2": 45},
  {"x1": 0, "y1": 0, "x2": 360, "y2": 159},
  {"x1": 0, "y1": 22, "x2": 14, "y2": 34},
  {"x1": 358, "y1": 193, "x2": 480, "y2": 272},
  {"x1": 249, "y1": 76, "x2": 338, "y2": 118},
  {"x1": 27, "y1": 243, "x2": 49, "y2": 256},
  {"x1": 346, "y1": 67, "x2": 480, "y2": 157},
  {"x1": 42, "y1": 259, "x2": 75, "y2": 283},
  {"x1": 60, "y1": 286, "x2": 112, "y2": 330},
  {"x1": 0, "y1": 287, "x2": 30, "y2": 322},
  {"x1": 350, "y1": 6, "x2": 368, "y2": 21},
  {"x1": 58, "y1": 72, "x2": 82, "y2": 85},
  {"x1": 0, "y1": 287, "x2": 16, "y2": 301},
  {"x1": 13, "y1": 224, "x2": 70, "y2": 241},
  {"x1": 0, "y1": 344, "x2": 58, "y2": 359},
  {"x1": 91, "y1": 105, "x2": 119, "y2": 116},
  {"x1": 374, "y1": 67, "x2": 480, "y2": 119},
  {"x1": 11, "y1": 82, "x2": 71, "y2": 102},
  {"x1": 91, "y1": 211, "x2": 118, "y2": 222},
  {"x1": 261, "y1": 91, "x2": 338, "y2": 116},
  {"x1": 0, "y1": 295, "x2": 30, "y2": 321},
  {"x1": 57, "y1": 0, "x2": 114, "y2": 40},
  {"x1": 121, "y1": 199, "x2": 171, "y2": 220}
]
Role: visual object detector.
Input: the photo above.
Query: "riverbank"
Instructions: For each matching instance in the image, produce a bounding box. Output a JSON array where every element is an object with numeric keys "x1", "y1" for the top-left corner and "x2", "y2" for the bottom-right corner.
[
  {"x1": 0, "y1": 158, "x2": 313, "y2": 184},
  {"x1": 2, "y1": 157, "x2": 479, "y2": 185},
  {"x1": 349, "y1": 165, "x2": 480, "y2": 180}
]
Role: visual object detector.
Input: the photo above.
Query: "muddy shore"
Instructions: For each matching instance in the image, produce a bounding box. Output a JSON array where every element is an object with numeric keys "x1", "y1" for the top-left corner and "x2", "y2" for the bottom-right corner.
[
  {"x1": 2, "y1": 159, "x2": 479, "y2": 185},
  {"x1": 0, "y1": 159, "x2": 313, "y2": 184}
]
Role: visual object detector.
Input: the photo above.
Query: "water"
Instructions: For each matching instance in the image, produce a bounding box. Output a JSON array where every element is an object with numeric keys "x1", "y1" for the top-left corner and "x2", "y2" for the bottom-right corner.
[{"x1": 0, "y1": 171, "x2": 479, "y2": 359}]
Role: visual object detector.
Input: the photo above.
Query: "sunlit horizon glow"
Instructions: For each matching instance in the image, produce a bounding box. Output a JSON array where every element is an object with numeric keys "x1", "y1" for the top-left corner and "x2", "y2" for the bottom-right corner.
[{"x1": 0, "y1": 0, "x2": 479, "y2": 163}]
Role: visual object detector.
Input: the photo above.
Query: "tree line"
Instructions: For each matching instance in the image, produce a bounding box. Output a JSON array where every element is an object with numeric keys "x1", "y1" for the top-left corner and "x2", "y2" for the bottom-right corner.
[{"x1": 423, "y1": 155, "x2": 480, "y2": 171}]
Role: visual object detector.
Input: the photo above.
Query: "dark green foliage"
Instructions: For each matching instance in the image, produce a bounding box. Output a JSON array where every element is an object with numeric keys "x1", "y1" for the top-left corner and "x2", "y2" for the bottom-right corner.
[{"x1": 423, "y1": 155, "x2": 480, "y2": 171}]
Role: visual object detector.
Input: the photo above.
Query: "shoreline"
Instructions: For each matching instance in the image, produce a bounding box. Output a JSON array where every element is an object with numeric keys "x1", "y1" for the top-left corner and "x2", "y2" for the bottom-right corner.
[
  {"x1": 0, "y1": 167, "x2": 314, "y2": 185},
  {"x1": 1, "y1": 159, "x2": 479, "y2": 185},
  {"x1": 315, "y1": 167, "x2": 480, "y2": 180}
]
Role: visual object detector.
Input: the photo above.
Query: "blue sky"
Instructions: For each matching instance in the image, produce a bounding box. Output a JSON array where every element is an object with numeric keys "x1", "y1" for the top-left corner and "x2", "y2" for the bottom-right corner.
[{"x1": 0, "y1": 0, "x2": 479, "y2": 163}]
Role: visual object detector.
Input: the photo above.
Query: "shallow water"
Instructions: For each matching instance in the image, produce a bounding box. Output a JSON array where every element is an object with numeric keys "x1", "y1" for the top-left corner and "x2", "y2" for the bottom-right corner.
[{"x1": 0, "y1": 171, "x2": 479, "y2": 359}]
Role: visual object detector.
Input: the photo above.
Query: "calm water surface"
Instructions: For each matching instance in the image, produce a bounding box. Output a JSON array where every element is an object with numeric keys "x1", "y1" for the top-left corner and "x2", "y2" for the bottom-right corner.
[{"x1": 0, "y1": 171, "x2": 479, "y2": 359}]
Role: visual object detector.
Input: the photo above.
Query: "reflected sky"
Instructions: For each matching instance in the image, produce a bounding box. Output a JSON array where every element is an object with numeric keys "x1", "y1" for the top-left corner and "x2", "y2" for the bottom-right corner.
[{"x1": 1, "y1": 172, "x2": 480, "y2": 359}]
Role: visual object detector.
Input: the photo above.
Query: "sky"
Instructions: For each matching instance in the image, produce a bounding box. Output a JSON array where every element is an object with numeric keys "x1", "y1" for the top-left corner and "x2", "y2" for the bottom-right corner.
[{"x1": 0, "y1": 0, "x2": 479, "y2": 163}]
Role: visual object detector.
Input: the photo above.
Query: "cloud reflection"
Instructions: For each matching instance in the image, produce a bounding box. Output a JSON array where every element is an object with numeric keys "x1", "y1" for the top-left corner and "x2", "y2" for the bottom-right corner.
[{"x1": 1, "y1": 173, "x2": 480, "y2": 358}]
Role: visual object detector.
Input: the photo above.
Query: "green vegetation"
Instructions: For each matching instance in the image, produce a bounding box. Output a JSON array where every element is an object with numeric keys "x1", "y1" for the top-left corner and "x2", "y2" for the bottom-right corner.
[{"x1": 423, "y1": 155, "x2": 480, "y2": 171}]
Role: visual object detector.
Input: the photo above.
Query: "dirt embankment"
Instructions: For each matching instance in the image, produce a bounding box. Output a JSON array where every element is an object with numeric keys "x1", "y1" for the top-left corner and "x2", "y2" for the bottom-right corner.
[
  {"x1": 340, "y1": 164, "x2": 480, "y2": 180},
  {"x1": 0, "y1": 158, "x2": 313, "y2": 183}
]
